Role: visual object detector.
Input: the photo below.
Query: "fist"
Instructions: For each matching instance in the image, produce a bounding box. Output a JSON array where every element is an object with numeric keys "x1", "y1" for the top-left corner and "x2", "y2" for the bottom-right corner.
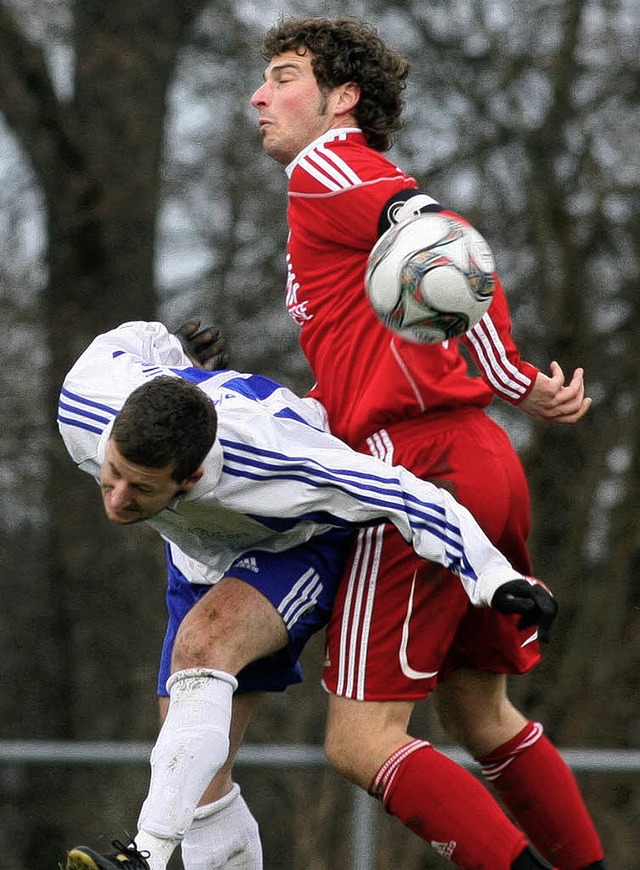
[
  {"x1": 491, "y1": 578, "x2": 558, "y2": 643},
  {"x1": 175, "y1": 320, "x2": 229, "y2": 371}
]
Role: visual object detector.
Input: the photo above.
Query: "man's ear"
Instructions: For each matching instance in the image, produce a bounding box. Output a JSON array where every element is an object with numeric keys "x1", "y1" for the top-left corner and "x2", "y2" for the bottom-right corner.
[
  {"x1": 334, "y1": 81, "x2": 360, "y2": 117},
  {"x1": 180, "y1": 467, "x2": 204, "y2": 492}
]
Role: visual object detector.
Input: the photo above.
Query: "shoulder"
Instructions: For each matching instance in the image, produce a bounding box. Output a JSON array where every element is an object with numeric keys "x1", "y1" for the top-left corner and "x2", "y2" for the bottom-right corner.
[{"x1": 289, "y1": 129, "x2": 415, "y2": 196}]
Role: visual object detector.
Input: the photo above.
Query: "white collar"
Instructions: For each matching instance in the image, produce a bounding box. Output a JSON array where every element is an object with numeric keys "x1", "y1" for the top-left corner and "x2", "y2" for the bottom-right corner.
[{"x1": 183, "y1": 437, "x2": 224, "y2": 501}]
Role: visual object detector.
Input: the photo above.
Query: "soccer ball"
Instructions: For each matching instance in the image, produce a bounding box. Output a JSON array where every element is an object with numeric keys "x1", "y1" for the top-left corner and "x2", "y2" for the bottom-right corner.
[{"x1": 364, "y1": 212, "x2": 497, "y2": 344}]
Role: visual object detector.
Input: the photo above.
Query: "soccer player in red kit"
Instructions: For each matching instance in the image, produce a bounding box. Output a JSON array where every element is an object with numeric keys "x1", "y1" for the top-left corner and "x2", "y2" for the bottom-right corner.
[{"x1": 251, "y1": 16, "x2": 605, "y2": 870}]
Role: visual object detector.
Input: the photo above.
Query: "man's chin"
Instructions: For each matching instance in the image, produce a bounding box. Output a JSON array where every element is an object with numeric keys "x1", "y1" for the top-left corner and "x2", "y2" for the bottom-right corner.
[{"x1": 106, "y1": 510, "x2": 146, "y2": 525}]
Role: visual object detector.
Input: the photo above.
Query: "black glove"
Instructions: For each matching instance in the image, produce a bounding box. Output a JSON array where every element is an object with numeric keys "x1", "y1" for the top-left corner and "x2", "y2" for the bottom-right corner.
[
  {"x1": 491, "y1": 578, "x2": 558, "y2": 643},
  {"x1": 175, "y1": 319, "x2": 229, "y2": 371}
]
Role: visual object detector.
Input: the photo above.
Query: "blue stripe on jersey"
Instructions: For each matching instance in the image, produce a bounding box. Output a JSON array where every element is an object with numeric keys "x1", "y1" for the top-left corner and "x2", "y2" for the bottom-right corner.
[
  {"x1": 173, "y1": 371, "x2": 312, "y2": 424},
  {"x1": 58, "y1": 399, "x2": 111, "y2": 427},
  {"x1": 59, "y1": 386, "x2": 119, "y2": 416},
  {"x1": 219, "y1": 438, "x2": 442, "y2": 501},
  {"x1": 57, "y1": 387, "x2": 118, "y2": 434},
  {"x1": 274, "y1": 407, "x2": 316, "y2": 427},
  {"x1": 220, "y1": 438, "x2": 450, "y2": 523},
  {"x1": 171, "y1": 367, "x2": 220, "y2": 384},
  {"x1": 222, "y1": 375, "x2": 281, "y2": 401},
  {"x1": 57, "y1": 414, "x2": 104, "y2": 435},
  {"x1": 218, "y1": 438, "x2": 475, "y2": 580},
  {"x1": 236, "y1": 460, "x2": 454, "y2": 540}
]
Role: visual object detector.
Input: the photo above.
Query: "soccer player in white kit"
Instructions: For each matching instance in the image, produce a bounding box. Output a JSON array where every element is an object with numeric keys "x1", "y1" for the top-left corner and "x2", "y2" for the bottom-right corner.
[{"x1": 58, "y1": 320, "x2": 557, "y2": 870}]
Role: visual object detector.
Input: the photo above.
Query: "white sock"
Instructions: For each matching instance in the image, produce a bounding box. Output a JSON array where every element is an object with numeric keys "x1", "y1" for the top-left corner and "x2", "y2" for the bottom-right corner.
[
  {"x1": 129, "y1": 832, "x2": 175, "y2": 870},
  {"x1": 135, "y1": 668, "x2": 238, "y2": 867},
  {"x1": 181, "y1": 783, "x2": 263, "y2": 869}
]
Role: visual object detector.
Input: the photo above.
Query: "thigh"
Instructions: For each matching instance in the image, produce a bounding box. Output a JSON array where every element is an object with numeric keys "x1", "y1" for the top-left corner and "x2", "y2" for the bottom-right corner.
[
  {"x1": 323, "y1": 411, "x2": 538, "y2": 702},
  {"x1": 385, "y1": 409, "x2": 532, "y2": 571},
  {"x1": 160, "y1": 531, "x2": 351, "y2": 695},
  {"x1": 322, "y1": 523, "x2": 470, "y2": 701},
  {"x1": 434, "y1": 669, "x2": 527, "y2": 755},
  {"x1": 172, "y1": 574, "x2": 289, "y2": 674},
  {"x1": 161, "y1": 550, "x2": 295, "y2": 695}
]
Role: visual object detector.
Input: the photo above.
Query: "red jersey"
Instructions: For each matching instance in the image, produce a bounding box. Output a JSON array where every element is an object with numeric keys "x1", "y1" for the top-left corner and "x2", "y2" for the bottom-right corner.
[{"x1": 285, "y1": 128, "x2": 538, "y2": 446}]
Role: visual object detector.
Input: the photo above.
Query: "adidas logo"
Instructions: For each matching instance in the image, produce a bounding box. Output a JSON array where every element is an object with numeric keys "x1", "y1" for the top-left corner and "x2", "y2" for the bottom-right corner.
[
  {"x1": 430, "y1": 840, "x2": 456, "y2": 859},
  {"x1": 235, "y1": 556, "x2": 259, "y2": 573}
]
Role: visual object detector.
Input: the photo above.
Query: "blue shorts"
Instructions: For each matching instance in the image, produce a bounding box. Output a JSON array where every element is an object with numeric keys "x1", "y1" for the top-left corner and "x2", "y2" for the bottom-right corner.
[{"x1": 158, "y1": 530, "x2": 352, "y2": 696}]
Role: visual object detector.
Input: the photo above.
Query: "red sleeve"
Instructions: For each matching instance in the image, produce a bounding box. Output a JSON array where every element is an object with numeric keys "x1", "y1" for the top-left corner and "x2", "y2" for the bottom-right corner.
[{"x1": 461, "y1": 274, "x2": 539, "y2": 405}]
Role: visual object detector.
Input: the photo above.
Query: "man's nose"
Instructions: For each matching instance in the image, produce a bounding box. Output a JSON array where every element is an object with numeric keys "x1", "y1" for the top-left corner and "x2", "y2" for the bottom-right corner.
[
  {"x1": 250, "y1": 83, "x2": 268, "y2": 106},
  {"x1": 108, "y1": 481, "x2": 132, "y2": 508}
]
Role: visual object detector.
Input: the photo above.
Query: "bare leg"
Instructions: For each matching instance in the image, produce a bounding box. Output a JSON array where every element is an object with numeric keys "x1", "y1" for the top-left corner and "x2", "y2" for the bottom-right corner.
[
  {"x1": 324, "y1": 693, "x2": 536, "y2": 869},
  {"x1": 434, "y1": 669, "x2": 605, "y2": 867}
]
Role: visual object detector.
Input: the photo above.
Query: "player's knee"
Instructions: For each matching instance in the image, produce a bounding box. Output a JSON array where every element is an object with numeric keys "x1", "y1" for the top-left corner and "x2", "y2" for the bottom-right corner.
[
  {"x1": 435, "y1": 685, "x2": 528, "y2": 756},
  {"x1": 435, "y1": 670, "x2": 511, "y2": 745},
  {"x1": 324, "y1": 698, "x2": 412, "y2": 789},
  {"x1": 438, "y1": 698, "x2": 506, "y2": 747},
  {"x1": 324, "y1": 714, "x2": 374, "y2": 785},
  {"x1": 324, "y1": 720, "x2": 355, "y2": 778},
  {"x1": 436, "y1": 693, "x2": 481, "y2": 743},
  {"x1": 172, "y1": 608, "x2": 231, "y2": 672}
]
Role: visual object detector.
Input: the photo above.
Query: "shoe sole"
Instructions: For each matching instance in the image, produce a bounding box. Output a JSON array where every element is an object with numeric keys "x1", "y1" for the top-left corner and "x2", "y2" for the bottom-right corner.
[{"x1": 66, "y1": 849, "x2": 104, "y2": 870}]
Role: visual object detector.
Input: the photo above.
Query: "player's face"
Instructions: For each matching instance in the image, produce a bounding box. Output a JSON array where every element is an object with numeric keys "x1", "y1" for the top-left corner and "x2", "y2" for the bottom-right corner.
[
  {"x1": 100, "y1": 439, "x2": 197, "y2": 524},
  {"x1": 251, "y1": 49, "x2": 356, "y2": 164}
]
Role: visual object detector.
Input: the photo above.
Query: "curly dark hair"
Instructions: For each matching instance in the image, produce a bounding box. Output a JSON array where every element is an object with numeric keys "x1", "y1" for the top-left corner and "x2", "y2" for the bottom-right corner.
[
  {"x1": 112, "y1": 376, "x2": 218, "y2": 482},
  {"x1": 260, "y1": 16, "x2": 410, "y2": 152}
]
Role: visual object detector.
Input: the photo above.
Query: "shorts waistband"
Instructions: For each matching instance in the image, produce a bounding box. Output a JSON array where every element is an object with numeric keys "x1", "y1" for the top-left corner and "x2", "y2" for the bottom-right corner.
[{"x1": 358, "y1": 406, "x2": 489, "y2": 450}]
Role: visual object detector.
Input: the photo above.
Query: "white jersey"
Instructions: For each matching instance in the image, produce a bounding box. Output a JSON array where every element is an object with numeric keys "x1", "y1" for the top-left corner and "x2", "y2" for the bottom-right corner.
[{"x1": 57, "y1": 321, "x2": 525, "y2": 607}]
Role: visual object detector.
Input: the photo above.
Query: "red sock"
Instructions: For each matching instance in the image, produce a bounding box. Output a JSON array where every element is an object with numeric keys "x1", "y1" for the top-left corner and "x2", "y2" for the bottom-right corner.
[
  {"x1": 371, "y1": 739, "x2": 531, "y2": 869},
  {"x1": 478, "y1": 722, "x2": 604, "y2": 869}
]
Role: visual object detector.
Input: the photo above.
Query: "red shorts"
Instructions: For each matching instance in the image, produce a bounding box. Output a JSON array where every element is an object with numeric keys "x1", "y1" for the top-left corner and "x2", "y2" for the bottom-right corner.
[{"x1": 322, "y1": 408, "x2": 540, "y2": 701}]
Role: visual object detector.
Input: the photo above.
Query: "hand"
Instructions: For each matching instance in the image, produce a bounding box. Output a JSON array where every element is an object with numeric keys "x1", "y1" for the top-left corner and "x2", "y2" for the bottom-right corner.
[
  {"x1": 519, "y1": 361, "x2": 592, "y2": 423},
  {"x1": 491, "y1": 578, "x2": 558, "y2": 643},
  {"x1": 175, "y1": 320, "x2": 229, "y2": 371}
]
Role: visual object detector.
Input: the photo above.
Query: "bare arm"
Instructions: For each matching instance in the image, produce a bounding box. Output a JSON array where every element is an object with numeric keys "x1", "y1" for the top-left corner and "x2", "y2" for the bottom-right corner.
[{"x1": 519, "y1": 361, "x2": 592, "y2": 424}]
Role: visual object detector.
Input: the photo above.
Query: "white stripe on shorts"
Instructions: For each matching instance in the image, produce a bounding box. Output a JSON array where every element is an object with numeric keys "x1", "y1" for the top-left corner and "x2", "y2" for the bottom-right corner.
[
  {"x1": 279, "y1": 567, "x2": 323, "y2": 629},
  {"x1": 336, "y1": 523, "x2": 385, "y2": 699},
  {"x1": 335, "y1": 428, "x2": 396, "y2": 699}
]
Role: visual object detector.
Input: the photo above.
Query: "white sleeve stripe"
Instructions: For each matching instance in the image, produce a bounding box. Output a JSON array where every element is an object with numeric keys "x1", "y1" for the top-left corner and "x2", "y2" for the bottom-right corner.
[
  {"x1": 298, "y1": 146, "x2": 363, "y2": 190},
  {"x1": 366, "y1": 429, "x2": 394, "y2": 464},
  {"x1": 314, "y1": 145, "x2": 362, "y2": 184},
  {"x1": 298, "y1": 156, "x2": 343, "y2": 190},
  {"x1": 479, "y1": 316, "x2": 531, "y2": 386},
  {"x1": 467, "y1": 315, "x2": 532, "y2": 398},
  {"x1": 226, "y1": 462, "x2": 464, "y2": 551},
  {"x1": 220, "y1": 441, "x2": 477, "y2": 577},
  {"x1": 221, "y1": 442, "x2": 456, "y2": 533},
  {"x1": 289, "y1": 175, "x2": 414, "y2": 200},
  {"x1": 467, "y1": 328, "x2": 524, "y2": 398}
]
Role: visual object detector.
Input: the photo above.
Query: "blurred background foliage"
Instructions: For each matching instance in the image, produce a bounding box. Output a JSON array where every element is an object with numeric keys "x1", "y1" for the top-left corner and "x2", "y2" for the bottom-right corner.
[{"x1": 0, "y1": 0, "x2": 638, "y2": 866}]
